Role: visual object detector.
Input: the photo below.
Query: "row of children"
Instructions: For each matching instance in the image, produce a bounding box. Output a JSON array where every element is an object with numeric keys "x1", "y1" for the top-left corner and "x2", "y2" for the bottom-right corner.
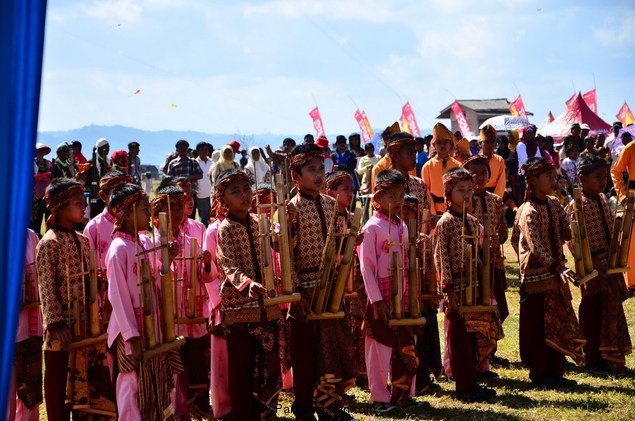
[{"x1": 10, "y1": 122, "x2": 632, "y2": 421}]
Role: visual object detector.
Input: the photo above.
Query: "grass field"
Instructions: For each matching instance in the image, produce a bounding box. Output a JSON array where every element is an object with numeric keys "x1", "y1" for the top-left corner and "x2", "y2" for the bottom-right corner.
[{"x1": 36, "y1": 229, "x2": 635, "y2": 420}]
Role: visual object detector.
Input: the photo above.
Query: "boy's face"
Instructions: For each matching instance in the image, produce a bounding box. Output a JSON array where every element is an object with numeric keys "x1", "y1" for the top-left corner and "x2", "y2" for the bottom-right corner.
[
  {"x1": 222, "y1": 179, "x2": 253, "y2": 214},
  {"x1": 580, "y1": 167, "x2": 607, "y2": 195},
  {"x1": 335, "y1": 141, "x2": 347, "y2": 153},
  {"x1": 60, "y1": 194, "x2": 85, "y2": 224},
  {"x1": 197, "y1": 146, "x2": 209, "y2": 160},
  {"x1": 58, "y1": 148, "x2": 70, "y2": 161},
  {"x1": 434, "y1": 138, "x2": 452, "y2": 156},
  {"x1": 468, "y1": 163, "x2": 489, "y2": 192},
  {"x1": 328, "y1": 178, "x2": 354, "y2": 208},
  {"x1": 391, "y1": 144, "x2": 416, "y2": 172},
  {"x1": 556, "y1": 177, "x2": 567, "y2": 190},
  {"x1": 177, "y1": 144, "x2": 189, "y2": 158},
  {"x1": 568, "y1": 147, "x2": 580, "y2": 160},
  {"x1": 160, "y1": 200, "x2": 185, "y2": 229},
  {"x1": 366, "y1": 145, "x2": 375, "y2": 156},
  {"x1": 531, "y1": 169, "x2": 557, "y2": 196},
  {"x1": 585, "y1": 139, "x2": 595, "y2": 150},
  {"x1": 449, "y1": 180, "x2": 473, "y2": 210},
  {"x1": 296, "y1": 157, "x2": 325, "y2": 194},
  {"x1": 482, "y1": 136, "x2": 496, "y2": 155},
  {"x1": 376, "y1": 186, "x2": 405, "y2": 215},
  {"x1": 133, "y1": 199, "x2": 150, "y2": 229},
  {"x1": 184, "y1": 197, "x2": 194, "y2": 221},
  {"x1": 115, "y1": 156, "x2": 127, "y2": 167}
]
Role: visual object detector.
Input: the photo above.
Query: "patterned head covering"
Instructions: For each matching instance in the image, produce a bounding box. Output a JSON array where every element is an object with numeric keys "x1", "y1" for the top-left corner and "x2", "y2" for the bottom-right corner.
[
  {"x1": 442, "y1": 170, "x2": 474, "y2": 204},
  {"x1": 175, "y1": 178, "x2": 192, "y2": 195},
  {"x1": 371, "y1": 179, "x2": 407, "y2": 210},
  {"x1": 521, "y1": 158, "x2": 556, "y2": 201},
  {"x1": 111, "y1": 189, "x2": 148, "y2": 234},
  {"x1": 44, "y1": 184, "x2": 84, "y2": 229},
  {"x1": 577, "y1": 155, "x2": 607, "y2": 176},
  {"x1": 209, "y1": 170, "x2": 251, "y2": 221},
  {"x1": 150, "y1": 191, "x2": 188, "y2": 228},
  {"x1": 325, "y1": 171, "x2": 353, "y2": 191},
  {"x1": 479, "y1": 124, "x2": 497, "y2": 141},
  {"x1": 462, "y1": 154, "x2": 491, "y2": 175},
  {"x1": 386, "y1": 135, "x2": 416, "y2": 154},
  {"x1": 454, "y1": 137, "x2": 469, "y2": 156},
  {"x1": 99, "y1": 173, "x2": 132, "y2": 193}
]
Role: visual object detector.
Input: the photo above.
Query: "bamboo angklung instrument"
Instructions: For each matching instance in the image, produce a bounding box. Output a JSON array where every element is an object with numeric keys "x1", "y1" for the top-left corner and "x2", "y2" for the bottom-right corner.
[
  {"x1": 607, "y1": 191, "x2": 635, "y2": 274},
  {"x1": 140, "y1": 212, "x2": 186, "y2": 359},
  {"x1": 174, "y1": 237, "x2": 206, "y2": 324},
  {"x1": 307, "y1": 194, "x2": 344, "y2": 320},
  {"x1": 458, "y1": 211, "x2": 497, "y2": 314},
  {"x1": 569, "y1": 188, "x2": 599, "y2": 285},
  {"x1": 419, "y1": 209, "x2": 442, "y2": 302},
  {"x1": 66, "y1": 254, "x2": 108, "y2": 350},
  {"x1": 385, "y1": 204, "x2": 426, "y2": 326}
]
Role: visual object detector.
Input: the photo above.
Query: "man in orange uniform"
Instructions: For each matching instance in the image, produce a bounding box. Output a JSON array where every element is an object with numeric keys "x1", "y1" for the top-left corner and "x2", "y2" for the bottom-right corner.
[{"x1": 422, "y1": 123, "x2": 461, "y2": 215}]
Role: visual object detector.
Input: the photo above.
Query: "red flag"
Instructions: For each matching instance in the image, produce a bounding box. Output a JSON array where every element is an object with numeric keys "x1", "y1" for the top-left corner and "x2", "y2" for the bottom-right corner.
[
  {"x1": 565, "y1": 93, "x2": 577, "y2": 110},
  {"x1": 354, "y1": 109, "x2": 374, "y2": 143},
  {"x1": 133, "y1": 89, "x2": 141, "y2": 95},
  {"x1": 583, "y1": 89, "x2": 597, "y2": 113},
  {"x1": 401, "y1": 102, "x2": 421, "y2": 137},
  {"x1": 309, "y1": 106, "x2": 326, "y2": 138},
  {"x1": 451, "y1": 101, "x2": 473, "y2": 138},
  {"x1": 617, "y1": 102, "x2": 635, "y2": 126},
  {"x1": 509, "y1": 95, "x2": 527, "y2": 118}
]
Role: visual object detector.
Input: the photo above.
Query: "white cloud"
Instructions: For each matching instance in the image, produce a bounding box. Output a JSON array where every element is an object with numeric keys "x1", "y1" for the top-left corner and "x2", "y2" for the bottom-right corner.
[
  {"x1": 82, "y1": 0, "x2": 143, "y2": 25},
  {"x1": 593, "y1": 11, "x2": 635, "y2": 49}
]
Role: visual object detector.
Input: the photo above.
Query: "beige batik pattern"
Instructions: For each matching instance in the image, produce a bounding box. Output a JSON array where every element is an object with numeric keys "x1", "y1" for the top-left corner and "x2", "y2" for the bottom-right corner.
[
  {"x1": 471, "y1": 191, "x2": 508, "y2": 270},
  {"x1": 290, "y1": 193, "x2": 338, "y2": 288},
  {"x1": 217, "y1": 214, "x2": 281, "y2": 324}
]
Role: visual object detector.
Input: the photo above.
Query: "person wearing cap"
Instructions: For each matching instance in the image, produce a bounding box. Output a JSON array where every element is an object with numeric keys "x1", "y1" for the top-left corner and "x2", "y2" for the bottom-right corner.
[
  {"x1": 348, "y1": 132, "x2": 361, "y2": 151},
  {"x1": 32, "y1": 143, "x2": 53, "y2": 235},
  {"x1": 86, "y1": 138, "x2": 113, "y2": 218},
  {"x1": 415, "y1": 137, "x2": 429, "y2": 177},
  {"x1": 127, "y1": 141, "x2": 141, "y2": 186},
  {"x1": 422, "y1": 123, "x2": 461, "y2": 215},
  {"x1": 570, "y1": 123, "x2": 582, "y2": 151},
  {"x1": 111, "y1": 150, "x2": 128, "y2": 171},
  {"x1": 333, "y1": 135, "x2": 359, "y2": 190},
  {"x1": 51, "y1": 143, "x2": 76, "y2": 179},
  {"x1": 580, "y1": 123, "x2": 591, "y2": 144},
  {"x1": 228, "y1": 140, "x2": 241, "y2": 154},
  {"x1": 70, "y1": 140, "x2": 88, "y2": 164},
  {"x1": 479, "y1": 125, "x2": 507, "y2": 198},
  {"x1": 314, "y1": 135, "x2": 334, "y2": 173}
]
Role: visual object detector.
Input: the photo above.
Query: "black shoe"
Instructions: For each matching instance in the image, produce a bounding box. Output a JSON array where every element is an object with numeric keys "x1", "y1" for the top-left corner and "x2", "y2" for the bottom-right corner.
[
  {"x1": 402, "y1": 398, "x2": 431, "y2": 411},
  {"x1": 491, "y1": 354, "x2": 510, "y2": 366},
  {"x1": 585, "y1": 363, "x2": 613, "y2": 374},
  {"x1": 478, "y1": 370, "x2": 500, "y2": 379},
  {"x1": 534, "y1": 376, "x2": 577, "y2": 389},
  {"x1": 455, "y1": 386, "x2": 497, "y2": 402},
  {"x1": 373, "y1": 401, "x2": 400, "y2": 416},
  {"x1": 416, "y1": 381, "x2": 443, "y2": 396},
  {"x1": 330, "y1": 409, "x2": 360, "y2": 421}
]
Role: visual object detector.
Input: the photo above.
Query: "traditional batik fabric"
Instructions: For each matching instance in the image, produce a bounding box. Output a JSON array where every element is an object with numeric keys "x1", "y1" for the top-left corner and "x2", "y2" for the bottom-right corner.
[
  {"x1": 217, "y1": 213, "x2": 282, "y2": 325},
  {"x1": 114, "y1": 335, "x2": 184, "y2": 421},
  {"x1": 511, "y1": 195, "x2": 571, "y2": 295},
  {"x1": 289, "y1": 191, "x2": 338, "y2": 289},
  {"x1": 565, "y1": 192, "x2": 632, "y2": 367},
  {"x1": 463, "y1": 311, "x2": 503, "y2": 368},
  {"x1": 543, "y1": 286, "x2": 586, "y2": 365},
  {"x1": 14, "y1": 336, "x2": 43, "y2": 409},
  {"x1": 433, "y1": 209, "x2": 480, "y2": 294},
  {"x1": 471, "y1": 190, "x2": 508, "y2": 271},
  {"x1": 406, "y1": 176, "x2": 431, "y2": 218}
]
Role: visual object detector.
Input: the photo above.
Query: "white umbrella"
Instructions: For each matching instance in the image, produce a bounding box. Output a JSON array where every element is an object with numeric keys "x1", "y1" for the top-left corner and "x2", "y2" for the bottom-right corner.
[{"x1": 479, "y1": 115, "x2": 531, "y2": 131}]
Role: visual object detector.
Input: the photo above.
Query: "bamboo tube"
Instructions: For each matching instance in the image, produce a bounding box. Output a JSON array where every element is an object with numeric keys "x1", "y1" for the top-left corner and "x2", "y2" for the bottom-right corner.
[
  {"x1": 141, "y1": 259, "x2": 156, "y2": 350},
  {"x1": 259, "y1": 214, "x2": 277, "y2": 298},
  {"x1": 407, "y1": 218, "x2": 419, "y2": 317},
  {"x1": 571, "y1": 221, "x2": 586, "y2": 276},
  {"x1": 89, "y1": 251, "x2": 101, "y2": 337},
  {"x1": 72, "y1": 284, "x2": 81, "y2": 339},
  {"x1": 465, "y1": 244, "x2": 473, "y2": 306},
  {"x1": 392, "y1": 251, "x2": 401, "y2": 319},
  {"x1": 328, "y1": 208, "x2": 363, "y2": 313},
  {"x1": 275, "y1": 174, "x2": 294, "y2": 295},
  {"x1": 608, "y1": 214, "x2": 622, "y2": 269},
  {"x1": 186, "y1": 239, "x2": 198, "y2": 319},
  {"x1": 481, "y1": 214, "x2": 491, "y2": 306},
  {"x1": 573, "y1": 189, "x2": 594, "y2": 274},
  {"x1": 159, "y1": 212, "x2": 176, "y2": 343}
]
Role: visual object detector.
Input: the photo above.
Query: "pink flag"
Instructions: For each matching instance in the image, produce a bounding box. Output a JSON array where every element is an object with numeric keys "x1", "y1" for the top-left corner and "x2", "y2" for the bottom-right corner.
[
  {"x1": 401, "y1": 102, "x2": 421, "y2": 137},
  {"x1": 565, "y1": 93, "x2": 577, "y2": 110},
  {"x1": 451, "y1": 100, "x2": 473, "y2": 138},
  {"x1": 538, "y1": 111, "x2": 555, "y2": 129},
  {"x1": 583, "y1": 89, "x2": 597, "y2": 113},
  {"x1": 309, "y1": 107, "x2": 326, "y2": 138},
  {"x1": 509, "y1": 95, "x2": 527, "y2": 118},
  {"x1": 354, "y1": 109, "x2": 374, "y2": 143}
]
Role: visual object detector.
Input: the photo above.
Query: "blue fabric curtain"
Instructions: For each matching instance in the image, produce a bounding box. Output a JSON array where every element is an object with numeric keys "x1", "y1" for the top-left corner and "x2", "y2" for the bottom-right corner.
[{"x1": 0, "y1": 0, "x2": 48, "y2": 416}]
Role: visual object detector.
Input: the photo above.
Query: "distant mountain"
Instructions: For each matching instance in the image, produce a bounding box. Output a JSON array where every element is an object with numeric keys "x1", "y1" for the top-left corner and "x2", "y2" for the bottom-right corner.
[
  {"x1": 37, "y1": 124, "x2": 432, "y2": 165},
  {"x1": 37, "y1": 125, "x2": 302, "y2": 165}
]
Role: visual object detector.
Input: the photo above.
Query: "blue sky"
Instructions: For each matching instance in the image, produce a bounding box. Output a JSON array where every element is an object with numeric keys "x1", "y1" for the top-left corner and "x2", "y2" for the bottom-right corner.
[{"x1": 39, "y1": 0, "x2": 635, "y2": 136}]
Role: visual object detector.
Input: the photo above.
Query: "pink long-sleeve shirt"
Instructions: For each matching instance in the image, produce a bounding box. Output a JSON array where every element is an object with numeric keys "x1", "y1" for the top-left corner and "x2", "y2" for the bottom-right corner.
[
  {"x1": 83, "y1": 208, "x2": 116, "y2": 270},
  {"x1": 16, "y1": 229, "x2": 43, "y2": 342},
  {"x1": 357, "y1": 211, "x2": 410, "y2": 311},
  {"x1": 203, "y1": 218, "x2": 223, "y2": 326}
]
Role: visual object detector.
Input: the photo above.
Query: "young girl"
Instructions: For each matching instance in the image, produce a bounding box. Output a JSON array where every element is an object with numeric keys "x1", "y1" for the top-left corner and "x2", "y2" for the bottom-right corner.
[
  {"x1": 433, "y1": 168, "x2": 496, "y2": 402},
  {"x1": 214, "y1": 169, "x2": 282, "y2": 420},
  {"x1": 358, "y1": 169, "x2": 429, "y2": 416},
  {"x1": 565, "y1": 156, "x2": 632, "y2": 372},
  {"x1": 106, "y1": 182, "x2": 183, "y2": 420},
  {"x1": 511, "y1": 157, "x2": 586, "y2": 388}
]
